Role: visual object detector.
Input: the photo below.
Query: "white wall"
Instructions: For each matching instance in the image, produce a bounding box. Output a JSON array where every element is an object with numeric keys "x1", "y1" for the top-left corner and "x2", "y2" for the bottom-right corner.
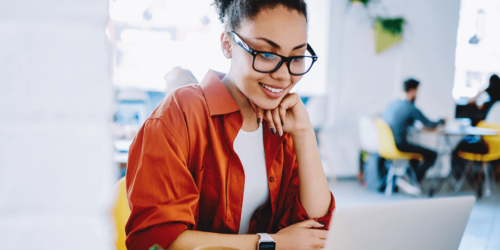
[
  {"x1": 293, "y1": 0, "x2": 331, "y2": 96},
  {"x1": 0, "y1": 1, "x2": 116, "y2": 249},
  {"x1": 323, "y1": 0, "x2": 461, "y2": 177}
]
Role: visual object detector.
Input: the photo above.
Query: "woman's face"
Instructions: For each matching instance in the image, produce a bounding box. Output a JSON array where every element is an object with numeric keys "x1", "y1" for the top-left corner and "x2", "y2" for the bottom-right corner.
[{"x1": 227, "y1": 5, "x2": 308, "y2": 110}]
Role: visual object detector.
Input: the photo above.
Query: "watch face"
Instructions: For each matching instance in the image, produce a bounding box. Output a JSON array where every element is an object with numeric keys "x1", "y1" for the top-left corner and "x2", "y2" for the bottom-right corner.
[{"x1": 259, "y1": 242, "x2": 276, "y2": 250}]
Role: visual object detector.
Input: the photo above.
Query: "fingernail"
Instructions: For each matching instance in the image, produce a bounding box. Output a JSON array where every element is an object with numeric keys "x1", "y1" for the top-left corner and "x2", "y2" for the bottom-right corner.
[
  {"x1": 257, "y1": 117, "x2": 261, "y2": 125},
  {"x1": 270, "y1": 128, "x2": 275, "y2": 135},
  {"x1": 318, "y1": 222, "x2": 325, "y2": 226},
  {"x1": 281, "y1": 121, "x2": 284, "y2": 126}
]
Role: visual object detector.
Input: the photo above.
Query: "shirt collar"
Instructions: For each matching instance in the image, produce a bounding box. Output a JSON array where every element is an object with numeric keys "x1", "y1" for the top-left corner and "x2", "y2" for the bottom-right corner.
[{"x1": 201, "y1": 70, "x2": 240, "y2": 116}]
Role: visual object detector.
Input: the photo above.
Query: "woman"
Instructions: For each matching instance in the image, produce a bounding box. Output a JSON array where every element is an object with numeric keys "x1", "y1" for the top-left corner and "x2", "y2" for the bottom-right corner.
[
  {"x1": 451, "y1": 75, "x2": 500, "y2": 188},
  {"x1": 125, "y1": 1, "x2": 334, "y2": 249},
  {"x1": 467, "y1": 74, "x2": 500, "y2": 120},
  {"x1": 455, "y1": 74, "x2": 500, "y2": 126}
]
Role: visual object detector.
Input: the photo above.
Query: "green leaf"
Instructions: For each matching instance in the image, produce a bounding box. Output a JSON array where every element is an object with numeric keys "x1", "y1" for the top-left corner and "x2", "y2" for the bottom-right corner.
[
  {"x1": 350, "y1": 0, "x2": 371, "y2": 7},
  {"x1": 375, "y1": 17, "x2": 405, "y2": 36}
]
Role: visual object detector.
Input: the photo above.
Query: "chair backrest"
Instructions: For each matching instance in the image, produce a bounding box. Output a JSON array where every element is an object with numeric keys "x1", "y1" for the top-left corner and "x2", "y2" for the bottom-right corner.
[
  {"x1": 374, "y1": 118, "x2": 422, "y2": 161},
  {"x1": 113, "y1": 177, "x2": 131, "y2": 250},
  {"x1": 375, "y1": 118, "x2": 401, "y2": 159},
  {"x1": 477, "y1": 121, "x2": 500, "y2": 156}
]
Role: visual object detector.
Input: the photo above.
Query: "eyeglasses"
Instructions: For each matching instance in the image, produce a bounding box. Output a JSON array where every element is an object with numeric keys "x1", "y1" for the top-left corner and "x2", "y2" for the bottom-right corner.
[{"x1": 228, "y1": 30, "x2": 318, "y2": 76}]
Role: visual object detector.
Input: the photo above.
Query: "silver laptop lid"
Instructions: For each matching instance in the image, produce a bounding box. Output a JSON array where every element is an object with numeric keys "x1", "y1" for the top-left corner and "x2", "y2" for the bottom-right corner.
[{"x1": 325, "y1": 196, "x2": 475, "y2": 250}]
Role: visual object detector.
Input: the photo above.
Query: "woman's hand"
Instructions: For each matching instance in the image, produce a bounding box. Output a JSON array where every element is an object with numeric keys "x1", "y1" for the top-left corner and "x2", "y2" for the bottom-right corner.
[
  {"x1": 272, "y1": 219, "x2": 328, "y2": 250},
  {"x1": 249, "y1": 93, "x2": 312, "y2": 137}
]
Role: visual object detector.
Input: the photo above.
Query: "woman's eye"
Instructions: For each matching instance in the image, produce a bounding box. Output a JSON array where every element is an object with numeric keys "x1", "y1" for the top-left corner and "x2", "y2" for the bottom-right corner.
[
  {"x1": 292, "y1": 57, "x2": 304, "y2": 63},
  {"x1": 261, "y1": 53, "x2": 277, "y2": 60}
]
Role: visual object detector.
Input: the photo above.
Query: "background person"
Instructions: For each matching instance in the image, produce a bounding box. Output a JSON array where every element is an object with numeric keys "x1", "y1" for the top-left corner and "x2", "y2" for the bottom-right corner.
[
  {"x1": 124, "y1": 1, "x2": 334, "y2": 250},
  {"x1": 164, "y1": 66, "x2": 199, "y2": 95},
  {"x1": 452, "y1": 74, "x2": 500, "y2": 179},
  {"x1": 466, "y1": 74, "x2": 500, "y2": 123},
  {"x1": 380, "y1": 79, "x2": 444, "y2": 191},
  {"x1": 455, "y1": 74, "x2": 500, "y2": 126}
]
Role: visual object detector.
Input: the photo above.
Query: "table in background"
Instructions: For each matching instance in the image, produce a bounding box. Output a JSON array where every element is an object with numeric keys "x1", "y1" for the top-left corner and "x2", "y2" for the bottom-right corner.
[{"x1": 415, "y1": 126, "x2": 498, "y2": 197}]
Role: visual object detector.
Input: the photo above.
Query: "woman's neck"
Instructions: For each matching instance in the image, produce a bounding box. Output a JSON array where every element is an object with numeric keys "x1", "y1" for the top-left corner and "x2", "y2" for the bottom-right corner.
[{"x1": 221, "y1": 73, "x2": 259, "y2": 132}]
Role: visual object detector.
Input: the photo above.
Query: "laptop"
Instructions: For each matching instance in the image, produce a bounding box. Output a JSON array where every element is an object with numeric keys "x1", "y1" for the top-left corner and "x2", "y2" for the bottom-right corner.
[{"x1": 324, "y1": 196, "x2": 475, "y2": 250}]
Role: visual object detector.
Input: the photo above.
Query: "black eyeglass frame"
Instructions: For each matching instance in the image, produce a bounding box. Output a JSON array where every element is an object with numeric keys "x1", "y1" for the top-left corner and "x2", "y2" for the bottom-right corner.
[{"x1": 228, "y1": 30, "x2": 318, "y2": 76}]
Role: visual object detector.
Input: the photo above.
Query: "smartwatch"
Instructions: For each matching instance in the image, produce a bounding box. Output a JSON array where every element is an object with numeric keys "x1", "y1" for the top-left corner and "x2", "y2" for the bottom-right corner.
[{"x1": 257, "y1": 233, "x2": 276, "y2": 250}]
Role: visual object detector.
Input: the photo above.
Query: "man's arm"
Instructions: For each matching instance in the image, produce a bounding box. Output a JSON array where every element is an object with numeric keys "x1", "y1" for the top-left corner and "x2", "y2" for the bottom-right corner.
[{"x1": 412, "y1": 107, "x2": 442, "y2": 129}]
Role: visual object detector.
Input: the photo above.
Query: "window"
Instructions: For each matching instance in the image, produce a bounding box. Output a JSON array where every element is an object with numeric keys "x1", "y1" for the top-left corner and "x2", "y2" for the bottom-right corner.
[
  {"x1": 453, "y1": 0, "x2": 500, "y2": 102},
  {"x1": 108, "y1": 0, "x2": 229, "y2": 90}
]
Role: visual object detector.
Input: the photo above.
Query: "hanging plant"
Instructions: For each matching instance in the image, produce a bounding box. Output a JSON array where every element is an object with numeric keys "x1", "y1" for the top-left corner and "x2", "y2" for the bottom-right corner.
[
  {"x1": 373, "y1": 18, "x2": 404, "y2": 53},
  {"x1": 350, "y1": 0, "x2": 371, "y2": 7},
  {"x1": 375, "y1": 17, "x2": 405, "y2": 36}
]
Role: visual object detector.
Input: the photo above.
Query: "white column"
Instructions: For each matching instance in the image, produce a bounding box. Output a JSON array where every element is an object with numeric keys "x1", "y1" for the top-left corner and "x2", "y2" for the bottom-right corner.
[{"x1": 0, "y1": 0, "x2": 116, "y2": 249}]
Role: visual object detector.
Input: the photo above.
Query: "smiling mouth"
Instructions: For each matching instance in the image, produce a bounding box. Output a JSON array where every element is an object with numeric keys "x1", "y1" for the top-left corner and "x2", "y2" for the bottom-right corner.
[{"x1": 259, "y1": 82, "x2": 288, "y2": 93}]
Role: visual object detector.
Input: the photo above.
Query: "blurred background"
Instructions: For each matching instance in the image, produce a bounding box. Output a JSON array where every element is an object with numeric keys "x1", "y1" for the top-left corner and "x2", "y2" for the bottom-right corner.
[{"x1": 0, "y1": 0, "x2": 499, "y2": 249}]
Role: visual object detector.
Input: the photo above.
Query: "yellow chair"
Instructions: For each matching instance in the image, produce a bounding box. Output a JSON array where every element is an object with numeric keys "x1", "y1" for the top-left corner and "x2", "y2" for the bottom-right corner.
[
  {"x1": 457, "y1": 122, "x2": 500, "y2": 197},
  {"x1": 375, "y1": 118, "x2": 423, "y2": 196},
  {"x1": 113, "y1": 177, "x2": 131, "y2": 250}
]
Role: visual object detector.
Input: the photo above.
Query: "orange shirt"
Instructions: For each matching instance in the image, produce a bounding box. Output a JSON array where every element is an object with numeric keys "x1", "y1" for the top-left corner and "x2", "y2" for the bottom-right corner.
[{"x1": 125, "y1": 70, "x2": 335, "y2": 250}]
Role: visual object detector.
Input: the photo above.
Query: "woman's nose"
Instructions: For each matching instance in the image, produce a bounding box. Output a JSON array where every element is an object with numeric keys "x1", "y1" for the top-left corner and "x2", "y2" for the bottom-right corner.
[{"x1": 270, "y1": 61, "x2": 291, "y2": 82}]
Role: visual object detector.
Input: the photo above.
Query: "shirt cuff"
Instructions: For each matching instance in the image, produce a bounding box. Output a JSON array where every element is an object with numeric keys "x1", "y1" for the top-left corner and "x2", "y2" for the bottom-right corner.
[
  {"x1": 314, "y1": 192, "x2": 335, "y2": 230},
  {"x1": 126, "y1": 222, "x2": 188, "y2": 250},
  {"x1": 279, "y1": 192, "x2": 335, "y2": 230}
]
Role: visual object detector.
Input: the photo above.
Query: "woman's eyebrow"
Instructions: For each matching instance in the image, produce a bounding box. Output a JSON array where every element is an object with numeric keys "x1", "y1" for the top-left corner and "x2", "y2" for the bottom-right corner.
[
  {"x1": 255, "y1": 37, "x2": 306, "y2": 51},
  {"x1": 256, "y1": 37, "x2": 281, "y2": 48},
  {"x1": 292, "y1": 43, "x2": 307, "y2": 51}
]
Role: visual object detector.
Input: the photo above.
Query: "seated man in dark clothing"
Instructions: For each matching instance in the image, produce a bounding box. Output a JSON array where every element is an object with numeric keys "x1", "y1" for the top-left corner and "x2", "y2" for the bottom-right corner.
[{"x1": 381, "y1": 79, "x2": 445, "y2": 184}]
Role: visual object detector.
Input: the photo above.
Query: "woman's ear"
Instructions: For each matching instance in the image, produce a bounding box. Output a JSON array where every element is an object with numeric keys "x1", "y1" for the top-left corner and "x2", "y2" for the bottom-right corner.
[{"x1": 221, "y1": 32, "x2": 232, "y2": 59}]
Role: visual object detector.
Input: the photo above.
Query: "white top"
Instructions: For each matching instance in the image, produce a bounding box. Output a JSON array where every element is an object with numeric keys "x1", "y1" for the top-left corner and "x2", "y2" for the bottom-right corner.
[{"x1": 233, "y1": 124, "x2": 269, "y2": 234}]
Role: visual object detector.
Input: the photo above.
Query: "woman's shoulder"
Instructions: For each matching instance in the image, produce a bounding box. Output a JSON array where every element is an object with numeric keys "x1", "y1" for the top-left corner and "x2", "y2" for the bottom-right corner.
[
  {"x1": 145, "y1": 84, "x2": 210, "y2": 148},
  {"x1": 150, "y1": 84, "x2": 209, "y2": 120}
]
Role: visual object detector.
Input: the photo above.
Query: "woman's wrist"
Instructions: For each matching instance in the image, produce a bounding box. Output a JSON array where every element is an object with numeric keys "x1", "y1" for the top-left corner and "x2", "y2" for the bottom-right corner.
[
  {"x1": 289, "y1": 126, "x2": 314, "y2": 141},
  {"x1": 268, "y1": 234, "x2": 281, "y2": 250}
]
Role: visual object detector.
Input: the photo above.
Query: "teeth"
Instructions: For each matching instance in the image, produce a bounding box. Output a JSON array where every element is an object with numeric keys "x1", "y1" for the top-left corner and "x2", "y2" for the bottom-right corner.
[{"x1": 261, "y1": 83, "x2": 283, "y2": 93}]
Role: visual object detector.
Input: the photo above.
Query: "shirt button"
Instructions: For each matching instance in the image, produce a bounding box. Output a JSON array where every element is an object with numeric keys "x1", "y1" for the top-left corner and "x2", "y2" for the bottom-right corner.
[{"x1": 270, "y1": 177, "x2": 275, "y2": 182}]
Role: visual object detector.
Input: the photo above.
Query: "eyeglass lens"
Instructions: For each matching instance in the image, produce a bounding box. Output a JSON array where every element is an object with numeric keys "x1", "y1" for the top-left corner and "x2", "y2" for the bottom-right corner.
[{"x1": 253, "y1": 51, "x2": 314, "y2": 75}]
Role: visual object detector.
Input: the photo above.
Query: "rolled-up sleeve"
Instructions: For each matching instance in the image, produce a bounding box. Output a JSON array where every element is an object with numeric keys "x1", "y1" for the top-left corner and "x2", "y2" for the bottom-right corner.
[
  {"x1": 125, "y1": 118, "x2": 199, "y2": 250},
  {"x1": 278, "y1": 160, "x2": 335, "y2": 230}
]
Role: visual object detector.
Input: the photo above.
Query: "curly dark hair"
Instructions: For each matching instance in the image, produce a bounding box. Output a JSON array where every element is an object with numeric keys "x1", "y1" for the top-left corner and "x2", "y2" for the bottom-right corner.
[{"x1": 213, "y1": 0, "x2": 308, "y2": 31}]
